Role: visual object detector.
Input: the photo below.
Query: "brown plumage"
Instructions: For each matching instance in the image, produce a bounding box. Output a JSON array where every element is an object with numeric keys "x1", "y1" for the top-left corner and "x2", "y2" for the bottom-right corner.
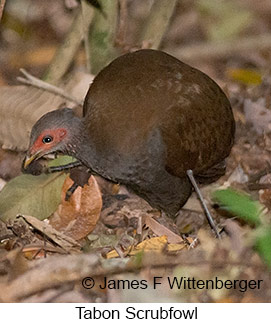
[{"x1": 23, "y1": 49, "x2": 235, "y2": 216}]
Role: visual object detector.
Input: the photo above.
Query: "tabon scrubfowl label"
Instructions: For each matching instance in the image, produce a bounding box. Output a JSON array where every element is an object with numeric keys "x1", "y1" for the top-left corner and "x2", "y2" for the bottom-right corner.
[{"x1": 76, "y1": 305, "x2": 198, "y2": 320}]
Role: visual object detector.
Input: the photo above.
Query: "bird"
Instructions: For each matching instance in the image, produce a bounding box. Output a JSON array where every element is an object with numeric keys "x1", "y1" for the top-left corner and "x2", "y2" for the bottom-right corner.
[{"x1": 23, "y1": 49, "x2": 235, "y2": 225}]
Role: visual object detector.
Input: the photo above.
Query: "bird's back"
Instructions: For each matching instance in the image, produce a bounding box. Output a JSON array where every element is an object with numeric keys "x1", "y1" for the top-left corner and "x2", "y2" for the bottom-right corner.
[{"x1": 83, "y1": 49, "x2": 235, "y2": 180}]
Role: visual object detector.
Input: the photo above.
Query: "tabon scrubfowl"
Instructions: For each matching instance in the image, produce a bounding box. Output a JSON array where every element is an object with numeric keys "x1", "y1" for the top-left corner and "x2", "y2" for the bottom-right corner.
[{"x1": 23, "y1": 49, "x2": 235, "y2": 233}]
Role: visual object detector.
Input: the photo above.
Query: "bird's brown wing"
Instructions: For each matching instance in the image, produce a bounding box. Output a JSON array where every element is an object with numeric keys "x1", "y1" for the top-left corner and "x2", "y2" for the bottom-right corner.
[{"x1": 160, "y1": 76, "x2": 235, "y2": 179}]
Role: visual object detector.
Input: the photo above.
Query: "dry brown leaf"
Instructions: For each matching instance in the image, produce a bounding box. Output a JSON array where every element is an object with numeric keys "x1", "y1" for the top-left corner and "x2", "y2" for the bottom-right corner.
[
  {"x1": 0, "y1": 149, "x2": 23, "y2": 180},
  {"x1": 19, "y1": 214, "x2": 81, "y2": 253},
  {"x1": 0, "y1": 86, "x2": 63, "y2": 151},
  {"x1": 49, "y1": 175, "x2": 102, "y2": 240},
  {"x1": 0, "y1": 72, "x2": 93, "y2": 151},
  {"x1": 143, "y1": 215, "x2": 184, "y2": 244}
]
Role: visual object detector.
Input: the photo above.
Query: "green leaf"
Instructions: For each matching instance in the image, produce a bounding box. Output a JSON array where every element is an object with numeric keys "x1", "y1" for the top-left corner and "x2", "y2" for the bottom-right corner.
[
  {"x1": 132, "y1": 249, "x2": 144, "y2": 268},
  {"x1": 212, "y1": 188, "x2": 262, "y2": 226},
  {"x1": 48, "y1": 155, "x2": 76, "y2": 167},
  {"x1": 0, "y1": 172, "x2": 67, "y2": 222},
  {"x1": 255, "y1": 227, "x2": 271, "y2": 267},
  {"x1": 209, "y1": 11, "x2": 252, "y2": 41},
  {"x1": 197, "y1": 0, "x2": 253, "y2": 41}
]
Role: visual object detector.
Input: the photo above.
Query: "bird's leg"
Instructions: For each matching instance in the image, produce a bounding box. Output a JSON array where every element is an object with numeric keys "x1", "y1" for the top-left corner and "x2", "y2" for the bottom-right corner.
[
  {"x1": 65, "y1": 166, "x2": 92, "y2": 201},
  {"x1": 45, "y1": 161, "x2": 82, "y2": 173},
  {"x1": 186, "y1": 169, "x2": 221, "y2": 239},
  {"x1": 45, "y1": 161, "x2": 84, "y2": 200},
  {"x1": 65, "y1": 182, "x2": 80, "y2": 201}
]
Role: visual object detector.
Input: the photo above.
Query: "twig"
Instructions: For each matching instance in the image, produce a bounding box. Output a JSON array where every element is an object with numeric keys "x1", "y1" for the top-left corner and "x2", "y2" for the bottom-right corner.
[
  {"x1": 81, "y1": 0, "x2": 95, "y2": 72},
  {"x1": 138, "y1": 0, "x2": 178, "y2": 49},
  {"x1": 88, "y1": 0, "x2": 119, "y2": 74},
  {"x1": 0, "y1": 0, "x2": 6, "y2": 22},
  {"x1": 17, "y1": 68, "x2": 83, "y2": 106},
  {"x1": 43, "y1": 5, "x2": 94, "y2": 84},
  {"x1": 114, "y1": 0, "x2": 128, "y2": 48},
  {"x1": 22, "y1": 244, "x2": 68, "y2": 255},
  {"x1": 248, "y1": 183, "x2": 271, "y2": 191},
  {"x1": 171, "y1": 33, "x2": 271, "y2": 61}
]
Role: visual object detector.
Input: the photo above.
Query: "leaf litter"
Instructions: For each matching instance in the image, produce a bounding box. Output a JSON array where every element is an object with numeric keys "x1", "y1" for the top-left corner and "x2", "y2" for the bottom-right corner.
[{"x1": 1, "y1": 0, "x2": 271, "y2": 303}]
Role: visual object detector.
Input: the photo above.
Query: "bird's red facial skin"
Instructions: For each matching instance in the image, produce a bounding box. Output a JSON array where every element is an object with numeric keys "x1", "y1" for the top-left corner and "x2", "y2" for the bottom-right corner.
[{"x1": 30, "y1": 128, "x2": 67, "y2": 155}]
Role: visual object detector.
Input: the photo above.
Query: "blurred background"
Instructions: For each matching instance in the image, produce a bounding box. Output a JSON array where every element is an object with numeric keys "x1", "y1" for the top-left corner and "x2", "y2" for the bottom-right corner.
[{"x1": 1, "y1": 0, "x2": 271, "y2": 84}]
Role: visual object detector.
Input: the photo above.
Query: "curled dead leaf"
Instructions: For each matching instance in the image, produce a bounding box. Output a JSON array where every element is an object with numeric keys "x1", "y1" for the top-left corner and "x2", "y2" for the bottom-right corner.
[{"x1": 49, "y1": 175, "x2": 102, "y2": 240}]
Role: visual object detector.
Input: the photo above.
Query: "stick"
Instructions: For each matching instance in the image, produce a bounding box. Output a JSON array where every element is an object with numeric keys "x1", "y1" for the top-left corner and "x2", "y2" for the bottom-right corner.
[
  {"x1": 17, "y1": 68, "x2": 83, "y2": 106},
  {"x1": 88, "y1": 0, "x2": 119, "y2": 74},
  {"x1": 81, "y1": 0, "x2": 96, "y2": 72},
  {"x1": 43, "y1": 6, "x2": 94, "y2": 83},
  {"x1": 187, "y1": 169, "x2": 221, "y2": 239},
  {"x1": 138, "y1": 0, "x2": 178, "y2": 49},
  {"x1": 171, "y1": 33, "x2": 271, "y2": 61},
  {"x1": 114, "y1": 0, "x2": 128, "y2": 47}
]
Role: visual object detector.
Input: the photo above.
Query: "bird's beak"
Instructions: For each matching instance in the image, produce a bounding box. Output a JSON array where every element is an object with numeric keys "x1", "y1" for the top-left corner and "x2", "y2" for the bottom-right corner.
[{"x1": 23, "y1": 151, "x2": 42, "y2": 169}]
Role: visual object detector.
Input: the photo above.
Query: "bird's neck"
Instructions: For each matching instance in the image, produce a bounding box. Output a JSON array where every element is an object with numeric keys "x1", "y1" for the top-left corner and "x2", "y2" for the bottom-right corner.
[
  {"x1": 61, "y1": 117, "x2": 92, "y2": 163},
  {"x1": 72, "y1": 123, "x2": 120, "y2": 182},
  {"x1": 71, "y1": 123, "x2": 99, "y2": 173}
]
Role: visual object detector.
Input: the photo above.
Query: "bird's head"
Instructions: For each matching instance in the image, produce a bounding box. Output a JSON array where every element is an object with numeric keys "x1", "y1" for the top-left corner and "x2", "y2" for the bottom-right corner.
[{"x1": 23, "y1": 108, "x2": 82, "y2": 170}]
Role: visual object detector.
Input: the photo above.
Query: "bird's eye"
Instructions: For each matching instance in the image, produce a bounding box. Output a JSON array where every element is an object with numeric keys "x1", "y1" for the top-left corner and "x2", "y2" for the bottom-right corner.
[{"x1": 42, "y1": 135, "x2": 53, "y2": 144}]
